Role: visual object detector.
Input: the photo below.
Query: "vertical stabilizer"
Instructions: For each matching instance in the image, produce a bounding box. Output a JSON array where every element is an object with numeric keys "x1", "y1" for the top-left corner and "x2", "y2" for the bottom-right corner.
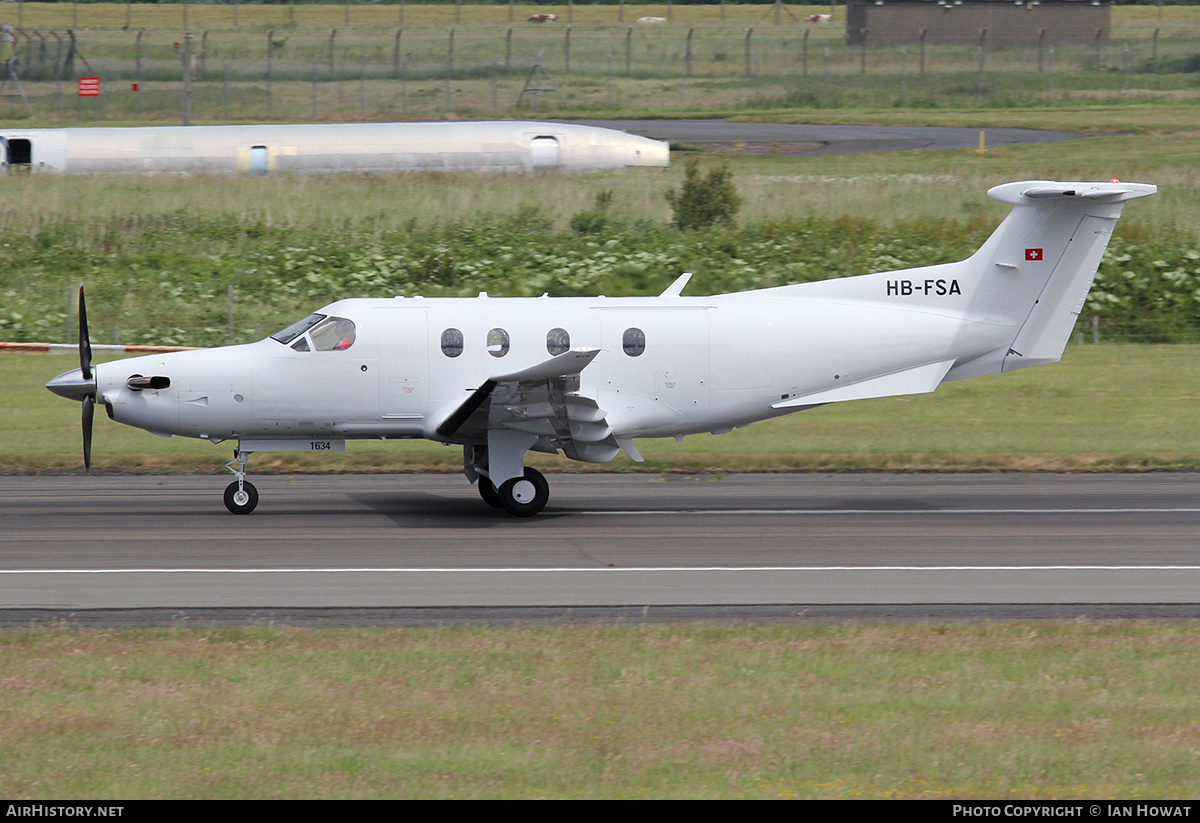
[{"x1": 955, "y1": 180, "x2": 1156, "y2": 376}]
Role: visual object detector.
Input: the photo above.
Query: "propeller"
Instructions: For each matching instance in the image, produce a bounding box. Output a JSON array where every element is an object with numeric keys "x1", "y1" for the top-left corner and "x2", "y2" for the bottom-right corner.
[
  {"x1": 78, "y1": 284, "x2": 95, "y2": 472},
  {"x1": 79, "y1": 283, "x2": 92, "y2": 382},
  {"x1": 45, "y1": 285, "x2": 99, "y2": 471},
  {"x1": 47, "y1": 289, "x2": 172, "y2": 472}
]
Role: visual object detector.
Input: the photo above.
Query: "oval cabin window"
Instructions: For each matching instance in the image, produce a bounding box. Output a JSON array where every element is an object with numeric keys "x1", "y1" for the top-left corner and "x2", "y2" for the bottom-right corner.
[
  {"x1": 441, "y1": 328, "x2": 464, "y2": 358},
  {"x1": 546, "y1": 328, "x2": 570, "y2": 356},
  {"x1": 622, "y1": 327, "x2": 646, "y2": 357},
  {"x1": 487, "y1": 328, "x2": 510, "y2": 357}
]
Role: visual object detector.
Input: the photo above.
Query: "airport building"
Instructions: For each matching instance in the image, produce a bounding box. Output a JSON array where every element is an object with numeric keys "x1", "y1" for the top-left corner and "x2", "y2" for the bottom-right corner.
[{"x1": 845, "y1": 0, "x2": 1112, "y2": 46}]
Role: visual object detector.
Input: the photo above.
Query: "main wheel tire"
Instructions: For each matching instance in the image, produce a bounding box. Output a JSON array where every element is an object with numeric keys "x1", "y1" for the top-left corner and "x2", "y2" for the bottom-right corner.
[
  {"x1": 498, "y1": 468, "x2": 549, "y2": 517},
  {"x1": 477, "y1": 478, "x2": 503, "y2": 508},
  {"x1": 223, "y1": 480, "x2": 259, "y2": 515}
]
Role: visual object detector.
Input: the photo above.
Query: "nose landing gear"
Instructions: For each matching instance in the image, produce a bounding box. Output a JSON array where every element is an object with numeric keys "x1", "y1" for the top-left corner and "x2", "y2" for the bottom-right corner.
[{"x1": 224, "y1": 450, "x2": 258, "y2": 515}]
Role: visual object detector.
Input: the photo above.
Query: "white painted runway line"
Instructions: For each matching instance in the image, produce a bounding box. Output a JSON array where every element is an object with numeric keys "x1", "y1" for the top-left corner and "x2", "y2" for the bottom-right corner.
[
  {"x1": 569, "y1": 508, "x2": 1200, "y2": 516},
  {"x1": 5, "y1": 565, "x2": 1200, "y2": 575}
]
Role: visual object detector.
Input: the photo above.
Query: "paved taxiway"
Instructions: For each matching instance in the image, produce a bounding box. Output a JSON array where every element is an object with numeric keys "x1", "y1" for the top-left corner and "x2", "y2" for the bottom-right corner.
[{"x1": 3, "y1": 473, "x2": 1199, "y2": 616}]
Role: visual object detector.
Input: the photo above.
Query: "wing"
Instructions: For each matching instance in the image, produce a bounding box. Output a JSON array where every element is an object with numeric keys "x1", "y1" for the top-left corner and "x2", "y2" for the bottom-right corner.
[{"x1": 434, "y1": 348, "x2": 635, "y2": 464}]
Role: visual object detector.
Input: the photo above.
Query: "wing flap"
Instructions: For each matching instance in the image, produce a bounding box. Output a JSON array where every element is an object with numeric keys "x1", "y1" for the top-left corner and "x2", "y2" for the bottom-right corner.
[{"x1": 434, "y1": 348, "x2": 621, "y2": 464}]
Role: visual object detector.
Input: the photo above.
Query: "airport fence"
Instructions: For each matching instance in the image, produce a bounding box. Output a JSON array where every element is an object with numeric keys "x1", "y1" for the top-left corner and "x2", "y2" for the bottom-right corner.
[{"x1": 0, "y1": 8, "x2": 1198, "y2": 122}]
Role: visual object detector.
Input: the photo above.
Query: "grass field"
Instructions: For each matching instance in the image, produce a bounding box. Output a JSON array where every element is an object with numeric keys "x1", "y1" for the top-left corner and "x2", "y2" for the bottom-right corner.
[{"x1": 1, "y1": 621, "x2": 1198, "y2": 799}]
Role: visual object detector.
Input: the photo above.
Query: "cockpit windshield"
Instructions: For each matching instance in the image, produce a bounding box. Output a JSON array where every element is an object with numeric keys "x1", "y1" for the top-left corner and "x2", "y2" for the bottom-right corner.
[
  {"x1": 271, "y1": 313, "x2": 356, "y2": 352},
  {"x1": 271, "y1": 314, "x2": 326, "y2": 345}
]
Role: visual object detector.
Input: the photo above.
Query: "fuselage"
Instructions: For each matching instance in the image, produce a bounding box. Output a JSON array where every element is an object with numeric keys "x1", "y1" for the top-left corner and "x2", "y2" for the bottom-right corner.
[
  {"x1": 0, "y1": 121, "x2": 669, "y2": 175},
  {"x1": 80, "y1": 289, "x2": 1014, "y2": 450}
]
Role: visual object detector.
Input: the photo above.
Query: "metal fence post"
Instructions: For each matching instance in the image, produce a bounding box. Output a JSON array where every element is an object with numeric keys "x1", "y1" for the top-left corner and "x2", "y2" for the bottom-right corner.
[
  {"x1": 976, "y1": 28, "x2": 986, "y2": 104},
  {"x1": 1047, "y1": 44, "x2": 1054, "y2": 98},
  {"x1": 182, "y1": 35, "x2": 191, "y2": 126},
  {"x1": 445, "y1": 28, "x2": 454, "y2": 114},
  {"x1": 822, "y1": 47, "x2": 829, "y2": 103}
]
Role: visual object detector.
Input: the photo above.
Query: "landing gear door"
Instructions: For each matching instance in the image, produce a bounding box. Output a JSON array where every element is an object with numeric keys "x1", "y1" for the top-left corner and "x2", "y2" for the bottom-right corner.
[
  {"x1": 0, "y1": 137, "x2": 8, "y2": 174},
  {"x1": 377, "y1": 307, "x2": 430, "y2": 424}
]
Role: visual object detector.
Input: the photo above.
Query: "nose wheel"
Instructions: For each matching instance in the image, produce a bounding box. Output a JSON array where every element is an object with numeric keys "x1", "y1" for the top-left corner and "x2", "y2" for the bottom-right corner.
[
  {"x1": 224, "y1": 480, "x2": 259, "y2": 515},
  {"x1": 223, "y1": 449, "x2": 259, "y2": 515}
]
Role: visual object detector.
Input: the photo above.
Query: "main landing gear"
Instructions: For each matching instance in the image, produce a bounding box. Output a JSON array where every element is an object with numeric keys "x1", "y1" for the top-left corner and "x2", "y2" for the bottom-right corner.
[
  {"x1": 477, "y1": 467, "x2": 549, "y2": 517},
  {"x1": 224, "y1": 450, "x2": 258, "y2": 515},
  {"x1": 467, "y1": 444, "x2": 550, "y2": 517}
]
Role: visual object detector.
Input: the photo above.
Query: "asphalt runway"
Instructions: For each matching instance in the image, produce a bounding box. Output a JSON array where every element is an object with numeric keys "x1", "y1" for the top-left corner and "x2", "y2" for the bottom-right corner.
[
  {"x1": 3, "y1": 473, "x2": 1200, "y2": 624},
  {"x1": 577, "y1": 119, "x2": 1089, "y2": 156}
]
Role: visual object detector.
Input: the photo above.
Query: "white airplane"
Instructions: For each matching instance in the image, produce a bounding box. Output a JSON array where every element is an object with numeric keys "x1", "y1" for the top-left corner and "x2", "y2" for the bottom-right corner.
[{"x1": 47, "y1": 180, "x2": 1154, "y2": 516}]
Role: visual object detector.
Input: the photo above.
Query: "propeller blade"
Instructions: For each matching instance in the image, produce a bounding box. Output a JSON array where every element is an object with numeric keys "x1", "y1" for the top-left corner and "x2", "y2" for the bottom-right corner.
[
  {"x1": 82, "y1": 394, "x2": 94, "y2": 472},
  {"x1": 78, "y1": 284, "x2": 92, "y2": 381}
]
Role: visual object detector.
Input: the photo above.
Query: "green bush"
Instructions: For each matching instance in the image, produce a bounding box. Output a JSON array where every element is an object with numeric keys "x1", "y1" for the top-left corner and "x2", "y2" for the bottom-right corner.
[{"x1": 664, "y1": 158, "x2": 742, "y2": 231}]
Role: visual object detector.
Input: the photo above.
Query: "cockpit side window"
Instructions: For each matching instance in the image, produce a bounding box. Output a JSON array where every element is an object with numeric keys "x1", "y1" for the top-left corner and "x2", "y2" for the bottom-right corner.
[
  {"x1": 272, "y1": 313, "x2": 355, "y2": 352},
  {"x1": 310, "y1": 317, "x2": 356, "y2": 351},
  {"x1": 271, "y1": 313, "x2": 326, "y2": 345}
]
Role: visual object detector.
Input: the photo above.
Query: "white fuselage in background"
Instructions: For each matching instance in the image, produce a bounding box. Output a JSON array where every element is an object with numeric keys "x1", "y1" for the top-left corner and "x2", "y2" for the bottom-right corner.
[{"x1": 0, "y1": 121, "x2": 669, "y2": 175}]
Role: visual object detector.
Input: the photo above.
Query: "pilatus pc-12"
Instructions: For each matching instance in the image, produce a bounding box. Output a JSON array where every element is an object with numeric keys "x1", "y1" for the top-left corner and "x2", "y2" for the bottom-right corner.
[{"x1": 47, "y1": 180, "x2": 1155, "y2": 516}]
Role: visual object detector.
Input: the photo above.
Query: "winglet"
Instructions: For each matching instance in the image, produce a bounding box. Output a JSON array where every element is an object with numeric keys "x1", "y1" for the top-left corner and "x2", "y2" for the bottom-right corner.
[{"x1": 660, "y1": 272, "x2": 693, "y2": 298}]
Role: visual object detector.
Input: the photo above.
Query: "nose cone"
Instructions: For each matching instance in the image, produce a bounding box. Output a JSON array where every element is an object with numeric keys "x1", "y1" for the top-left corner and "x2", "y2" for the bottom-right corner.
[
  {"x1": 632, "y1": 137, "x2": 670, "y2": 169},
  {"x1": 46, "y1": 368, "x2": 97, "y2": 402}
]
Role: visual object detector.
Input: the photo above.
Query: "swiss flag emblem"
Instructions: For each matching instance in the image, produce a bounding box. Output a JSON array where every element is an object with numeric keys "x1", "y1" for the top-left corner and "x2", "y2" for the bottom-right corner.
[{"x1": 1025, "y1": 248, "x2": 1043, "y2": 261}]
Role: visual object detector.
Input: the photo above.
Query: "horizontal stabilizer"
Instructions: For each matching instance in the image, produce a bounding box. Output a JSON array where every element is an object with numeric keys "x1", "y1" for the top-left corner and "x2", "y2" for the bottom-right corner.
[
  {"x1": 772, "y1": 360, "x2": 955, "y2": 409},
  {"x1": 987, "y1": 180, "x2": 1157, "y2": 205}
]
